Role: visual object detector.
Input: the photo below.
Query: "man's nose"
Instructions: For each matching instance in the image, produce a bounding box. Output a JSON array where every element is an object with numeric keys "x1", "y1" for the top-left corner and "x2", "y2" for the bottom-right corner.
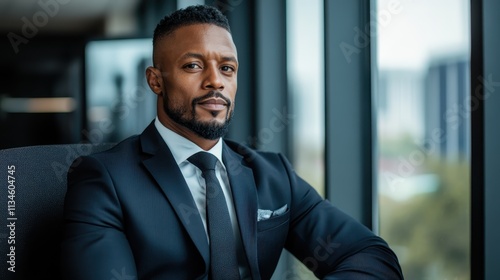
[{"x1": 203, "y1": 65, "x2": 224, "y2": 90}]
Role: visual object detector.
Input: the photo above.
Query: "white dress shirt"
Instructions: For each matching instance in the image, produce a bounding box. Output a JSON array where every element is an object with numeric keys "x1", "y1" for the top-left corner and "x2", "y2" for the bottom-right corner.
[{"x1": 154, "y1": 117, "x2": 251, "y2": 279}]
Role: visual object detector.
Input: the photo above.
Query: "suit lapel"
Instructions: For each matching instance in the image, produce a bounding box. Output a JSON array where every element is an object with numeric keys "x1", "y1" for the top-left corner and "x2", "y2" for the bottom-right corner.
[
  {"x1": 139, "y1": 123, "x2": 209, "y2": 272},
  {"x1": 222, "y1": 143, "x2": 261, "y2": 280}
]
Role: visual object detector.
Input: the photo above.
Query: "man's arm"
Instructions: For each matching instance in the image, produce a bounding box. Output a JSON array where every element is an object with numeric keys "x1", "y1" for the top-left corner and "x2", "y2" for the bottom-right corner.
[
  {"x1": 279, "y1": 154, "x2": 404, "y2": 279},
  {"x1": 61, "y1": 156, "x2": 137, "y2": 280}
]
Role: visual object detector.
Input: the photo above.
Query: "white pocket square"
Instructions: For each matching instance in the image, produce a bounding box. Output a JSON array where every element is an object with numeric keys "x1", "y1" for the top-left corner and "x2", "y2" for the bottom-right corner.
[{"x1": 257, "y1": 204, "x2": 288, "y2": 221}]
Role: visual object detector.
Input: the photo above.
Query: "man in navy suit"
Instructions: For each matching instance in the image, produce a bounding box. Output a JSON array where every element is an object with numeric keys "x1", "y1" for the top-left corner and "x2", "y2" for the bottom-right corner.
[{"x1": 61, "y1": 5, "x2": 403, "y2": 280}]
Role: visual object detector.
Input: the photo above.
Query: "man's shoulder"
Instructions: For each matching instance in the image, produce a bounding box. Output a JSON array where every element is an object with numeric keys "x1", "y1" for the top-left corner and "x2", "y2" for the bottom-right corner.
[
  {"x1": 223, "y1": 139, "x2": 290, "y2": 169},
  {"x1": 224, "y1": 139, "x2": 280, "y2": 157},
  {"x1": 86, "y1": 134, "x2": 142, "y2": 161}
]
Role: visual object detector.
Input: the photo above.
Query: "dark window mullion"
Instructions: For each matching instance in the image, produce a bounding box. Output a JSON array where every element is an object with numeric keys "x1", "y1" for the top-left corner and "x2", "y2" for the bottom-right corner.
[
  {"x1": 470, "y1": 0, "x2": 484, "y2": 279},
  {"x1": 324, "y1": 0, "x2": 373, "y2": 228}
]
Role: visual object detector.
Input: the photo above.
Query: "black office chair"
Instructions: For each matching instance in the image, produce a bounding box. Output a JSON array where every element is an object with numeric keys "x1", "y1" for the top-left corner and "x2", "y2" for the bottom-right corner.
[{"x1": 0, "y1": 143, "x2": 115, "y2": 280}]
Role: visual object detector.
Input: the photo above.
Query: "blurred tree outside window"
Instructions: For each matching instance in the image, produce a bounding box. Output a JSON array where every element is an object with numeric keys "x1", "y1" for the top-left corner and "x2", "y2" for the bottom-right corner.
[{"x1": 375, "y1": 0, "x2": 471, "y2": 279}]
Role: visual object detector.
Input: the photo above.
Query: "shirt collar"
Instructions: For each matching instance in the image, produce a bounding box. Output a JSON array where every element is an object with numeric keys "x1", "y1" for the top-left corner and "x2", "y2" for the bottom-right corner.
[{"x1": 154, "y1": 117, "x2": 225, "y2": 167}]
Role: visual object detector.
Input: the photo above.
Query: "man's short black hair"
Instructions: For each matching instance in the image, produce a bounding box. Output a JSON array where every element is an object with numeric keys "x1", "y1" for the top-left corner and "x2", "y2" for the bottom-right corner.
[{"x1": 153, "y1": 5, "x2": 231, "y2": 47}]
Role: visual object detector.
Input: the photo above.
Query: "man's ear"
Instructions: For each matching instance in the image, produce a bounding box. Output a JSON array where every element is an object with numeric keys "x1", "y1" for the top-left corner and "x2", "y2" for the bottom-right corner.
[{"x1": 146, "y1": 66, "x2": 163, "y2": 96}]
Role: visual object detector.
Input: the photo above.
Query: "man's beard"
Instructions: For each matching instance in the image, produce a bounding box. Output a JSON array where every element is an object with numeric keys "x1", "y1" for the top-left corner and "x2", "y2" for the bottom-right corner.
[{"x1": 163, "y1": 91, "x2": 233, "y2": 140}]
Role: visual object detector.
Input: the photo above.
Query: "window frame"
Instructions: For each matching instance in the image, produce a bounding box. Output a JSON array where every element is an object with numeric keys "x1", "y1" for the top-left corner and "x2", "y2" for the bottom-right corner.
[
  {"x1": 474, "y1": 0, "x2": 500, "y2": 278},
  {"x1": 324, "y1": 0, "x2": 375, "y2": 229}
]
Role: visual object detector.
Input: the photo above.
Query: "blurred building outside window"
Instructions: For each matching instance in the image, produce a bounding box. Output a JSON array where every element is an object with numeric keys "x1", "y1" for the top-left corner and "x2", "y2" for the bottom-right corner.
[{"x1": 375, "y1": 0, "x2": 471, "y2": 279}]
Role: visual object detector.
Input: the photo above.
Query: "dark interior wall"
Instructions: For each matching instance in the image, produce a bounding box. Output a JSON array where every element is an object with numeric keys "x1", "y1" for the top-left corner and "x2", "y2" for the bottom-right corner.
[
  {"x1": 0, "y1": 0, "x2": 109, "y2": 148},
  {"x1": 0, "y1": 35, "x2": 90, "y2": 148},
  {"x1": 0, "y1": 0, "x2": 181, "y2": 149}
]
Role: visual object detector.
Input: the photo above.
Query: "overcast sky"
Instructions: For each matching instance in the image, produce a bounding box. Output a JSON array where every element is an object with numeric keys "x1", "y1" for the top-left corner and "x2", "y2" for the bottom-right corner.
[{"x1": 377, "y1": 0, "x2": 470, "y2": 70}]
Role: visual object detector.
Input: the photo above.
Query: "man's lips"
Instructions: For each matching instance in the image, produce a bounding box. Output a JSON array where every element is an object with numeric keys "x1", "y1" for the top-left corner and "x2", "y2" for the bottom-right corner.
[{"x1": 197, "y1": 98, "x2": 228, "y2": 111}]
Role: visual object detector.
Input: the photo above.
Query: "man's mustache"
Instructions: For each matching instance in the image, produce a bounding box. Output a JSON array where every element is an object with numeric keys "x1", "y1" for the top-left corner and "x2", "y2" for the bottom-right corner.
[{"x1": 192, "y1": 91, "x2": 232, "y2": 107}]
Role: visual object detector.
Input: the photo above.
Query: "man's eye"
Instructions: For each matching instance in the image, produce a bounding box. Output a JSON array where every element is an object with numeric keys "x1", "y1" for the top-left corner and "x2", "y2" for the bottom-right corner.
[
  {"x1": 221, "y1": 66, "x2": 235, "y2": 72},
  {"x1": 184, "y1": 63, "x2": 201, "y2": 69}
]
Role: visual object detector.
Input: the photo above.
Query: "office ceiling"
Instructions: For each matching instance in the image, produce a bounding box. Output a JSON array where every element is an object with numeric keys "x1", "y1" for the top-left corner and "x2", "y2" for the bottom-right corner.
[{"x1": 0, "y1": 0, "x2": 141, "y2": 33}]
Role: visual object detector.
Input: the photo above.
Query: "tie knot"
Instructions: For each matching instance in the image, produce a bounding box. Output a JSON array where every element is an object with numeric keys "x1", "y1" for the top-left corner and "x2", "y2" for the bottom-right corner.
[{"x1": 188, "y1": 152, "x2": 218, "y2": 172}]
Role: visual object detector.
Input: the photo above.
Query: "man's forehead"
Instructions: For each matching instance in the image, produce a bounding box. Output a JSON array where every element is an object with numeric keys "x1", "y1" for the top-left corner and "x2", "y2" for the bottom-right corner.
[
  {"x1": 155, "y1": 24, "x2": 237, "y2": 59},
  {"x1": 163, "y1": 24, "x2": 233, "y2": 44}
]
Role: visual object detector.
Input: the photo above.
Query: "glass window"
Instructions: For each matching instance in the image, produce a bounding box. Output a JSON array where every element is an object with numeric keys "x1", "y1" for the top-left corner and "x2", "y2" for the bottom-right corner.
[
  {"x1": 286, "y1": 0, "x2": 324, "y2": 278},
  {"x1": 85, "y1": 38, "x2": 155, "y2": 143},
  {"x1": 374, "y1": 0, "x2": 471, "y2": 279},
  {"x1": 287, "y1": 0, "x2": 325, "y2": 196}
]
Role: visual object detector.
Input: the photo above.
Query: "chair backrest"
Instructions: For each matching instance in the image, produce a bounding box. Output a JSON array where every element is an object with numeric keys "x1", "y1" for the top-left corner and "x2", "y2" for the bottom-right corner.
[{"x1": 0, "y1": 143, "x2": 115, "y2": 279}]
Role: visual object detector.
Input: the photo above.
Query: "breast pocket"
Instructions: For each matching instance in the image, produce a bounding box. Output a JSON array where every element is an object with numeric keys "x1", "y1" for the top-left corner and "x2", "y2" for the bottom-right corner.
[
  {"x1": 256, "y1": 208, "x2": 290, "y2": 279},
  {"x1": 257, "y1": 208, "x2": 290, "y2": 232}
]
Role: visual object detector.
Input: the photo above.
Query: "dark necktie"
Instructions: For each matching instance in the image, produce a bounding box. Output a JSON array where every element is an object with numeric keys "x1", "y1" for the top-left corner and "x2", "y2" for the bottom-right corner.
[{"x1": 188, "y1": 152, "x2": 240, "y2": 280}]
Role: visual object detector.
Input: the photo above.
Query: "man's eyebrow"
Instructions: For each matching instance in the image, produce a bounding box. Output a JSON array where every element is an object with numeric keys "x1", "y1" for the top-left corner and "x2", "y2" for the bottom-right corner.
[
  {"x1": 180, "y1": 52, "x2": 204, "y2": 60},
  {"x1": 221, "y1": 56, "x2": 238, "y2": 64}
]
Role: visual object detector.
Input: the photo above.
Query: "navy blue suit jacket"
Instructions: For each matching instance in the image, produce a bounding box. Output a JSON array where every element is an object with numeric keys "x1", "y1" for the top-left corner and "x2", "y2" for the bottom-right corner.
[{"x1": 61, "y1": 122, "x2": 403, "y2": 279}]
